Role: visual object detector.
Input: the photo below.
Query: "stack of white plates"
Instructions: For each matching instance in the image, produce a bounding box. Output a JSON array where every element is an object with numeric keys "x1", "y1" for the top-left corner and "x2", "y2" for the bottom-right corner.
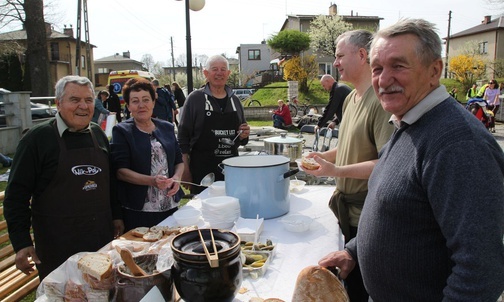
[{"x1": 201, "y1": 196, "x2": 240, "y2": 229}]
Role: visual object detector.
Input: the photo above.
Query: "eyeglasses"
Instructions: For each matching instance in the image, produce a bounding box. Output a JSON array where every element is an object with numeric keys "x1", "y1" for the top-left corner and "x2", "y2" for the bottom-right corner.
[{"x1": 489, "y1": 82, "x2": 496, "y2": 84}]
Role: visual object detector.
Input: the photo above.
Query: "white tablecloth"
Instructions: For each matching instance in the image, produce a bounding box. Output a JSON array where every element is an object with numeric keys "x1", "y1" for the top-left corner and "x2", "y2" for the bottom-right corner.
[{"x1": 159, "y1": 185, "x2": 344, "y2": 301}]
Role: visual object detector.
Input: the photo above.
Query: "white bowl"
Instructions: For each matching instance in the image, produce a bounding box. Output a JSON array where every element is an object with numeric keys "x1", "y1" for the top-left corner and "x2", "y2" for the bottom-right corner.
[
  {"x1": 290, "y1": 180, "x2": 306, "y2": 192},
  {"x1": 209, "y1": 181, "x2": 226, "y2": 195},
  {"x1": 173, "y1": 208, "x2": 202, "y2": 226},
  {"x1": 202, "y1": 196, "x2": 239, "y2": 209},
  {"x1": 281, "y1": 214, "x2": 313, "y2": 232}
]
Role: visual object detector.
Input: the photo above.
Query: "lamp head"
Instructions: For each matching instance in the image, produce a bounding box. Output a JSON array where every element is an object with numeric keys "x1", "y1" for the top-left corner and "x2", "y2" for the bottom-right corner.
[{"x1": 189, "y1": 0, "x2": 205, "y2": 11}]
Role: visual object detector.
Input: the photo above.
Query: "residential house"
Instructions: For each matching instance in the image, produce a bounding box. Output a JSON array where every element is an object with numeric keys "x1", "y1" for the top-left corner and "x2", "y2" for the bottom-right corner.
[
  {"x1": 236, "y1": 41, "x2": 273, "y2": 86},
  {"x1": 94, "y1": 51, "x2": 144, "y2": 88},
  {"x1": 446, "y1": 15, "x2": 504, "y2": 80},
  {"x1": 0, "y1": 23, "x2": 94, "y2": 95},
  {"x1": 280, "y1": 4, "x2": 382, "y2": 78}
]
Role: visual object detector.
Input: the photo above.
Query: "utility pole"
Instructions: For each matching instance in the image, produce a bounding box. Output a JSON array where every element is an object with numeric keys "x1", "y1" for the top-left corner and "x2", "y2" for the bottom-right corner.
[
  {"x1": 75, "y1": 0, "x2": 81, "y2": 75},
  {"x1": 74, "y1": 0, "x2": 91, "y2": 79},
  {"x1": 171, "y1": 37, "x2": 176, "y2": 81},
  {"x1": 444, "y1": 10, "x2": 452, "y2": 79}
]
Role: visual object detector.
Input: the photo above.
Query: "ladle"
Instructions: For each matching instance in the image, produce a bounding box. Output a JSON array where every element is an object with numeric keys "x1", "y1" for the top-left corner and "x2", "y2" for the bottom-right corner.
[
  {"x1": 120, "y1": 248, "x2": 147, "y2": 277},
  {"x1": 221, "y1": 130, "x2": 243, "y2": 146},
  {"x1": 174, "y1": 172, "x2": 215, "y2": 187}
]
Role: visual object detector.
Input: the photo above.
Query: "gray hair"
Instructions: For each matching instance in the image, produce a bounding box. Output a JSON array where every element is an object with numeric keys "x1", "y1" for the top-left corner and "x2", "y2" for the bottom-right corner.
[
  {"x1": 371, "y1": 18, "x2": 441, "y2": 66},
  {"x1": 55, "y1": 76, "x2": 94, "y2": 100},
  {"x1": 336, "y1": 29, "x2": 373, "y2": 55},
  {"x1": 205, "y1": 55, "x2": 229, "y2": 70}
]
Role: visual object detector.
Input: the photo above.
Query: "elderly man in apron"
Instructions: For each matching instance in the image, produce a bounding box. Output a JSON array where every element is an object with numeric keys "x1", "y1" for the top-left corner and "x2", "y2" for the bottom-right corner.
[
  {"x1": 178, "y1": 55, "x2": 251, "y2": 194},
  {"x1": 4, "y1": 76, "x2": 124, "y2": 281}
]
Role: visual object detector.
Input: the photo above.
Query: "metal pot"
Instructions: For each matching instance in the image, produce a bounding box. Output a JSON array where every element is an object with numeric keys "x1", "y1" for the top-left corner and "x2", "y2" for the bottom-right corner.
[
  {"x1": 115, "y1": 254, "x2": 174, "y2": 302},
  {"x1": 264, "y1": 133, "x2": 302, "y2": 162},
  {"x1": 221, "y1": 155, "x2": 298, "y2": 219}
]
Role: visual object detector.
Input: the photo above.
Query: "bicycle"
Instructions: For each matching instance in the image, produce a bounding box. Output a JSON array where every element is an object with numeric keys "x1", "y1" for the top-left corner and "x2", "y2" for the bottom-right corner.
[
  {"x1": 241, "y1": 97, "x2": 262, "y2": 107},
  {"x1": 288, "y1": 96, "x2": 316, "y2": 117}
]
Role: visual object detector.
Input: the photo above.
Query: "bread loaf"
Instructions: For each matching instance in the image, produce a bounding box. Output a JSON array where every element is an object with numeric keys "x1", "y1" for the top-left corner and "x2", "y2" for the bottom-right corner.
[
  {"x1": 292, "y1": 265, "x2": 349, "y2": 302},
  {"x1": 301, "y1": 157, "x2": 320, "y2": 170},
  {"x1": 77, "y1": 253, "x2": 112, "y2": 282}
]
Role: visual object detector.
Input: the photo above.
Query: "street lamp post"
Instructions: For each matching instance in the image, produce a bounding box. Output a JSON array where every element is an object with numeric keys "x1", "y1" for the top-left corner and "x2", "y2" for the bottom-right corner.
[{"x1": 176, "y1": 0, "x2": 205, "y2": 94}]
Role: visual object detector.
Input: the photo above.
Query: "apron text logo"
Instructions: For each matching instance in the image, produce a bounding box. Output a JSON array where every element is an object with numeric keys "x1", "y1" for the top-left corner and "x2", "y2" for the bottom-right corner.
[
  {"x1": 72, "y1": 165, "x2": 102, "y2": 176},
  {"x1": 82, "y1": 180, "x2": 98, "y2": 191}
]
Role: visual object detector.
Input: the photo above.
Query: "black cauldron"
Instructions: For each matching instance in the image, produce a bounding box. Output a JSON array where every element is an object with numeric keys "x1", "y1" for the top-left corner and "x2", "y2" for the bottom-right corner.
[{"x1": 170, "y1": 229, "x2": 242, "y2": 302}]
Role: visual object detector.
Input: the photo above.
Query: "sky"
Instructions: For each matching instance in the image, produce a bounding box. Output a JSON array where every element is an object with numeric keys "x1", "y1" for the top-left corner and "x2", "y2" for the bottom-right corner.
[{"x1": 2, "y1": 0, "x2": 500, "y2": 66}]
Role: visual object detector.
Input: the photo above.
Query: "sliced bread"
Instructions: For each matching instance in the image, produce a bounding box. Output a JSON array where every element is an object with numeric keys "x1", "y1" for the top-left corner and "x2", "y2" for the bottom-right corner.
[
  {"x1": 77, "y1": 253, "x2": 112, "y2": 281},
  {"x1": 142, "y1": 231, "x2": 163, "y2": 242},
  {"x1": 131, "y1": 226, "x2": 150, "y2": 237}
]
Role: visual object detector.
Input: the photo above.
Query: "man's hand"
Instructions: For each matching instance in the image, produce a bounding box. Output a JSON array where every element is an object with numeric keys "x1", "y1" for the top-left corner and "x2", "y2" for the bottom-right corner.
[
  {"x1": 239, "y1": 123, "x2": 250, "y2": 139},
  {"x1": 318, "y1": 250, "x2": 355, "y2": 279},
  {"x1": 15, "y1": 246, "x2": 40, "y2": 275},
  {"x1": 113, "y1": 219, "x2": 125, "y2": 239}
]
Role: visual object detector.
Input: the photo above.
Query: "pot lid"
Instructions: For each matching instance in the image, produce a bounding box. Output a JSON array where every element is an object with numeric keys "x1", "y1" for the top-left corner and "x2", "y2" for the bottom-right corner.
[
  {"x1": 264, "y1": 133, "x2": 302, "y2": 144},
  {"x1": 222, "y1": 155, "x2": 289, "y2": 167}
]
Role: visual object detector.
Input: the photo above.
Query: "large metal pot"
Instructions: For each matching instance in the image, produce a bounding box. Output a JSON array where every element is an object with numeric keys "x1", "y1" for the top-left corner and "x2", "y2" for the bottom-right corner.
[
  {"x1": 221, "y1": 155, "x2": 298, "y2": 219},
  {"x1": 264, "y1": 133, "x2": 302, "y2": 162}
]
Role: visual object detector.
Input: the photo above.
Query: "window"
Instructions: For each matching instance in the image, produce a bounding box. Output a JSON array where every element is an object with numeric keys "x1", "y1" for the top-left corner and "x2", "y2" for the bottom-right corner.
[
  {"x1": 479, "y1": 41, "x2": 488, "y2": 54},
  {"x1": 98, "y1": 68, "x2": 108, "y2": 74},
  {"x1": 81, "y1": 55, "x2": 86, "y2": 69},
  {"x1": 318, "y1": 63, "x2": 332, "y2": 76},
  {"x1": 248, "y1": 49, "x2": 261, "y2": 60},
  {"x1": 50, "y1": 42, "x2": 59, "y2": 60}
]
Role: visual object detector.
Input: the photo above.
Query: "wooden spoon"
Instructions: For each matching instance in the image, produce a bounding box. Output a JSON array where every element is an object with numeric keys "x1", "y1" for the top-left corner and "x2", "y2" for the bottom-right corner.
[{"x1": 120, "y1": 248, "x2": 148, "y2": 276}]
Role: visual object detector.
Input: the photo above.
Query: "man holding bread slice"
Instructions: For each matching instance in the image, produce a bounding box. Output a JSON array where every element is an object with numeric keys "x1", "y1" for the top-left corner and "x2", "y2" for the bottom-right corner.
[
  {"x1": 4, "y1": 76, "x2": 124, "y2": 281},
  {"x1": 303, "y1": 30, "x2": 394, "y2": 301}
]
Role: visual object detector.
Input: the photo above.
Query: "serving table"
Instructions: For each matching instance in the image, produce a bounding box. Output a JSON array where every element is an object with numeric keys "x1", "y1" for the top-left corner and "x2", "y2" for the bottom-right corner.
[{"x1": 159, "y1": 185, "x2": 344, "y2": 301}]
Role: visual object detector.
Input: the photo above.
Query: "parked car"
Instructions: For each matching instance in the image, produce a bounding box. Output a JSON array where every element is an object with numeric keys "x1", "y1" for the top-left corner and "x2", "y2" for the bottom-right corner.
[
  {"x1": 232, "y1": 88, "x2": 255, "y2": 101},
  {"x1": 0, "y1": 102, "x2": 57, "y2": 126},
  {"x1": 30, "y1": 102, "x2": 57, "y2": 119}
]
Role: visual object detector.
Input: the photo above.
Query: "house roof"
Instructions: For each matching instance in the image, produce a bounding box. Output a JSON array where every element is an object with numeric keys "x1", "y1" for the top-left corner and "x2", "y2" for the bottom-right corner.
[
  {"x1": 281, "y1": 13, "x2": 383, "y2": 31},
  {"x1": 95, "y1": 54, "x2": 142, "y2": 64},
  {"x1": 0, "y1": 28, "x2": 96, "y2": 47},
  {"x1": 449, "y1": 16, "x2": 504, "y2": 39}
]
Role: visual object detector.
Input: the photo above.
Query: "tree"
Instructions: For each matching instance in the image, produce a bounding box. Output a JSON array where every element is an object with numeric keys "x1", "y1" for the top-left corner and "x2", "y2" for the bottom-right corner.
[
  {"x1": 141, "y1": 54, "x2": 155, "y2": 72},
  {"x1": 308, "y1": 15, "x2": 353, "y2": 57},
  {"x1": 449, "y1": 54, "x2": 485, "y2": 91},
  {"x1": 267, "y1": 30, "x2": 311, "y2": 56},
  {"x1": 0, "y1": 0, "x2": 50, "y2": 96},
  {"x1": 283, "y1": 55, "x2": 318, "y2": 93}
]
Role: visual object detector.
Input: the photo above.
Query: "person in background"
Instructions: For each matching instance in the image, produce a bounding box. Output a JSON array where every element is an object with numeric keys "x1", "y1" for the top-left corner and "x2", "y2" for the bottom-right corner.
[
  {"x1": 466, "y1": 83, "x2": 477, "y2": 101},
  {"x1": 0, "y1": 152, "x2": 12, "y2": 167},
  {"x1": 320, "y1": 18, "x2": 504, "y2": 301},
  {"x1": 316, "y1": 74, "x2": 352, "y2": 130},
  {"x1": 111, "y1": 78, "x2": 184, "y2": 231},
  {"x1": 172, "y1": 82, "x2": 186, "y2": 126},
  {"x1": 484, "y1": 79, "x2": 499, "y2": 132},
  {"x1": 4, "y1": 75, "x2": 123, "y2": 281},
  {"x1": 271, "y1": 99, "x2": 292, "y2": 129},
  {"x1": 152, "y1": 80, "x2": 177, "y2": 123},
  {"x1": 178, "y1": 54, "x2": 250, "y2": 195},
  {"x1": 449, "y1": 87, "x2": 457, "y2": 99},
  {"x1": 107, "y1": 84, "x2": 122, "y2": 123},
  {"x1": 303, "y1": 29, "x2": 394, "y2": 301},
  {"x1": 91, "y1": 90, "x2": 111, "y2": 123}
]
